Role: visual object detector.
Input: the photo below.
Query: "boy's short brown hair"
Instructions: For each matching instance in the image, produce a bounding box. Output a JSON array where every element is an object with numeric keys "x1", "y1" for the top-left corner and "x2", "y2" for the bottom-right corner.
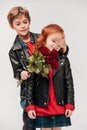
[{"x1": 7, "y1": 6, "x2": 31, "y2": 26}]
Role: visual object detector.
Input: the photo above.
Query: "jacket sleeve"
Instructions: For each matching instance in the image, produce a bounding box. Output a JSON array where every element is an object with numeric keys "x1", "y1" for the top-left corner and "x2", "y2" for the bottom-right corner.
[
  {"x1": 63, "y1": 45, "x2": 69, "y2": 56},
  {"x1": 26, "y1": 73, "x2": 36, "y2": 107},
  {"x1": 59, "y1": 45, "x2": 69, "y2": 56},
  {"x1": 64, "y1": 57, "x2": 75, "y2": 106},
  {"x1": 9, "y1": 48, "x2": 24, "y2": 80}
]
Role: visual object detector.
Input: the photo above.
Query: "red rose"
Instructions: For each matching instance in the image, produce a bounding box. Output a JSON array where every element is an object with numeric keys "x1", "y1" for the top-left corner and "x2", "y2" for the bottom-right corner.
[
  {"x1": 52, "y1": 59, "x2": 59, "y2": 69},
  {"x1": 51, "y1": 49, "x2": 58, "y2": 58},
  {"x1": 39, "y1": 46, "x2": 50, "y2": 55},
  {"x1": 46, "y1": 56, "x2": 53, "y2": 64},
  {"x1": 39, "y1": 46, "x2": 59, "y2": 70}
]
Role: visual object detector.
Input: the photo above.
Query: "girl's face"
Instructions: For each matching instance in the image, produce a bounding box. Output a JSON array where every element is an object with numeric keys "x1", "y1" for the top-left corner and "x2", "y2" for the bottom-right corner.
[
  {"x1": 45, "y1": 33, "x2": 64, "y2": 51},
  {"x1": 12, "y1": 15, "x2": 30, "y2": 38}
]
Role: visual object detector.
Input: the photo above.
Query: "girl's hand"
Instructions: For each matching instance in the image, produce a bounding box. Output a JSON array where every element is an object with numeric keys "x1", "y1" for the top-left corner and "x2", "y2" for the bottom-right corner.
[
  {"x1": 21, "y1": 70, "x2": 30, "y2": 80},
  {"x1": 28, "y1": 110, "x2": 36, "y2": 119},
  {"x1": 65, "y1": 109, "x2": 73, "y2": 117}
]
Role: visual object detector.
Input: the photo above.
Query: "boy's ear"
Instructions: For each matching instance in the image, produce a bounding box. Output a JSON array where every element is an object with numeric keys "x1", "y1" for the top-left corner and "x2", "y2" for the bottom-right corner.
[{"x1": 9, "y1": 23, "x2": 14, "y2": 29}]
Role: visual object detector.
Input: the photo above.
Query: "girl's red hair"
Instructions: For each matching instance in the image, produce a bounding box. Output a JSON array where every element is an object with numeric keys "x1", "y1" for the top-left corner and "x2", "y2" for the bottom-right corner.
[{"x1": 36, "y1": 24, "x2": 64, "y2": 49}]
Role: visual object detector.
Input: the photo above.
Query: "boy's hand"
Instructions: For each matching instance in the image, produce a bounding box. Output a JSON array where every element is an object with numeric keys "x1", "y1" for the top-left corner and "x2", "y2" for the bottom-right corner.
[
  {"x1": 28, "y1": 110, "x2": 36, "y2": 119},
  {"x1": 21, "y1": 70, "x2": 30, "y2": 80},
  {"x1": 65, "y1": 109, "x2": 73, "y2": 117},
  {"x1": 53, "y1": 38, "x2": 67, "y2": 53},
  {"x1": 60, "y1": 40, "x2": 67, "y2": 53}
]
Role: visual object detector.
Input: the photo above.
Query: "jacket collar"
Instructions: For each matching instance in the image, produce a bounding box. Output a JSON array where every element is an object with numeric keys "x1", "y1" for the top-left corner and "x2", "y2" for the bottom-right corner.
[{"x1": 12, "y1": 32, "x2": 35, "y2": 51}]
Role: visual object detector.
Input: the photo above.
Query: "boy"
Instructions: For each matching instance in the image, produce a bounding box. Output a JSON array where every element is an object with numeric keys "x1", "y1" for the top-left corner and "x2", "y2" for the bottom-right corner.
[{"x1": 7, "y1": 6, "x2": 68, "y2": 130}]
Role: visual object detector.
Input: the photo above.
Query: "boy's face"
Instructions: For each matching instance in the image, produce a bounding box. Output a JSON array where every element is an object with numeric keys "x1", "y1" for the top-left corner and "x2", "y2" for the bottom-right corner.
[
  {"x1": 45, "y1": 33, "x2": 64, "y2": 51},
  {"x1": 12, "y1": 15, "x2": 30, "y2": 37}
]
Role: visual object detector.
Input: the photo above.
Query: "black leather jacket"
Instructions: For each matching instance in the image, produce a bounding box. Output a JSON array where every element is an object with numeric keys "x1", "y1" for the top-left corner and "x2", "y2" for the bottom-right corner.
[
  {"x1": 9, "y1": 32, "x2": 39, "y2": 99},
  {"x1": 26, "y1": 55, "x2": 74, "y2": 107},
  {"x1": 9, "y1": 32, "x2": 70, "y2": 103}
]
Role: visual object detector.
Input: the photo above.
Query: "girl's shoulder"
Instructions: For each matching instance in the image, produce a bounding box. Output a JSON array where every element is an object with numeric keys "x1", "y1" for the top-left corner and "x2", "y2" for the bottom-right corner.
[{"x1": 59, "y1": 55, "x2": 71, "y2": 66}]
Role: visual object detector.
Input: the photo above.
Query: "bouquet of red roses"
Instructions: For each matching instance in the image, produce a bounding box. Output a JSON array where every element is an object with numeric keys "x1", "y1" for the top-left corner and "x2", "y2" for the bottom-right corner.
[
  {"x1": 17, "y1": 46, "x2": 59, "y2": 86},
  {"x1": 27, "y1": 46, "x2": 59, "y2": 77},
  {"x1": 39, "y1": 46, "x2": 59, "y2": 69},
  {"x1": 27, "y1": 49, "x2": 51, "y2": 78}
]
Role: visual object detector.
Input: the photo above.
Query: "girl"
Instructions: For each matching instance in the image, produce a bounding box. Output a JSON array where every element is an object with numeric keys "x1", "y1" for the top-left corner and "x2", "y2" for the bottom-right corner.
[{"x1": 25, "y1": 24, "x2": 75, "y2": 130}]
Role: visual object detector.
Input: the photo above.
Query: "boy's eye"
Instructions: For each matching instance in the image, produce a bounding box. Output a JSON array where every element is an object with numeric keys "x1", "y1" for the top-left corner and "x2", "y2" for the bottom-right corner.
[
  {"x1": 16, "y1": 23, "x2": 20, "y2": 25},
  {"x1": 24, "y1": 21, "x2": 28, "y2": 24}
]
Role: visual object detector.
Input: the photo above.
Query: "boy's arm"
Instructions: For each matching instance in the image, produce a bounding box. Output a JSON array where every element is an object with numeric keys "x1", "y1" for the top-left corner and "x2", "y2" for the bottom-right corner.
[
  {"x1": 9, "y1": 48, "x2": 24, "y2": 80},
  {"x1": 59, "y1": 40, "x2": 69, "y2": 56},
  {"x1": 26, "y1": 73, "x2": 36, "y2": 111}
]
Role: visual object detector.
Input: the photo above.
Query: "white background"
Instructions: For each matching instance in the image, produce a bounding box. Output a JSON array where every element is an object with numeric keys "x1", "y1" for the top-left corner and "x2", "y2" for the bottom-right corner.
[{"x1": 0, "y1": 0, "x2": 87, "y2": 130}]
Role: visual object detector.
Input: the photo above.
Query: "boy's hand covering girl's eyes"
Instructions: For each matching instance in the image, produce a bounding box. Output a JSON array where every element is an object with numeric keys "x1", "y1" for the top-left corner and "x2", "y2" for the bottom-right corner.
[{"x1": 52, "y1": 38, "x2": 67, "y2": 53}]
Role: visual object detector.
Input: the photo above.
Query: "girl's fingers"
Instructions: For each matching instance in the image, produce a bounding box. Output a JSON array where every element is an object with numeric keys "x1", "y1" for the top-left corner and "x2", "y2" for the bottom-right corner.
[
  {"x1": 65, "y1": 109, "x2": 73, "y2": 117},
  {"x1": 28, "y1": 110, "x2": 36, "y2": 119}
]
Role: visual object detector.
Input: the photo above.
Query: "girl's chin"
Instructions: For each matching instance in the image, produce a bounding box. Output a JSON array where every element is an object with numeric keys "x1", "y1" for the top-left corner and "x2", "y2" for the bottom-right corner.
[{"x1": 54, "y1": 47, "x2": 60, "y2": 51}]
